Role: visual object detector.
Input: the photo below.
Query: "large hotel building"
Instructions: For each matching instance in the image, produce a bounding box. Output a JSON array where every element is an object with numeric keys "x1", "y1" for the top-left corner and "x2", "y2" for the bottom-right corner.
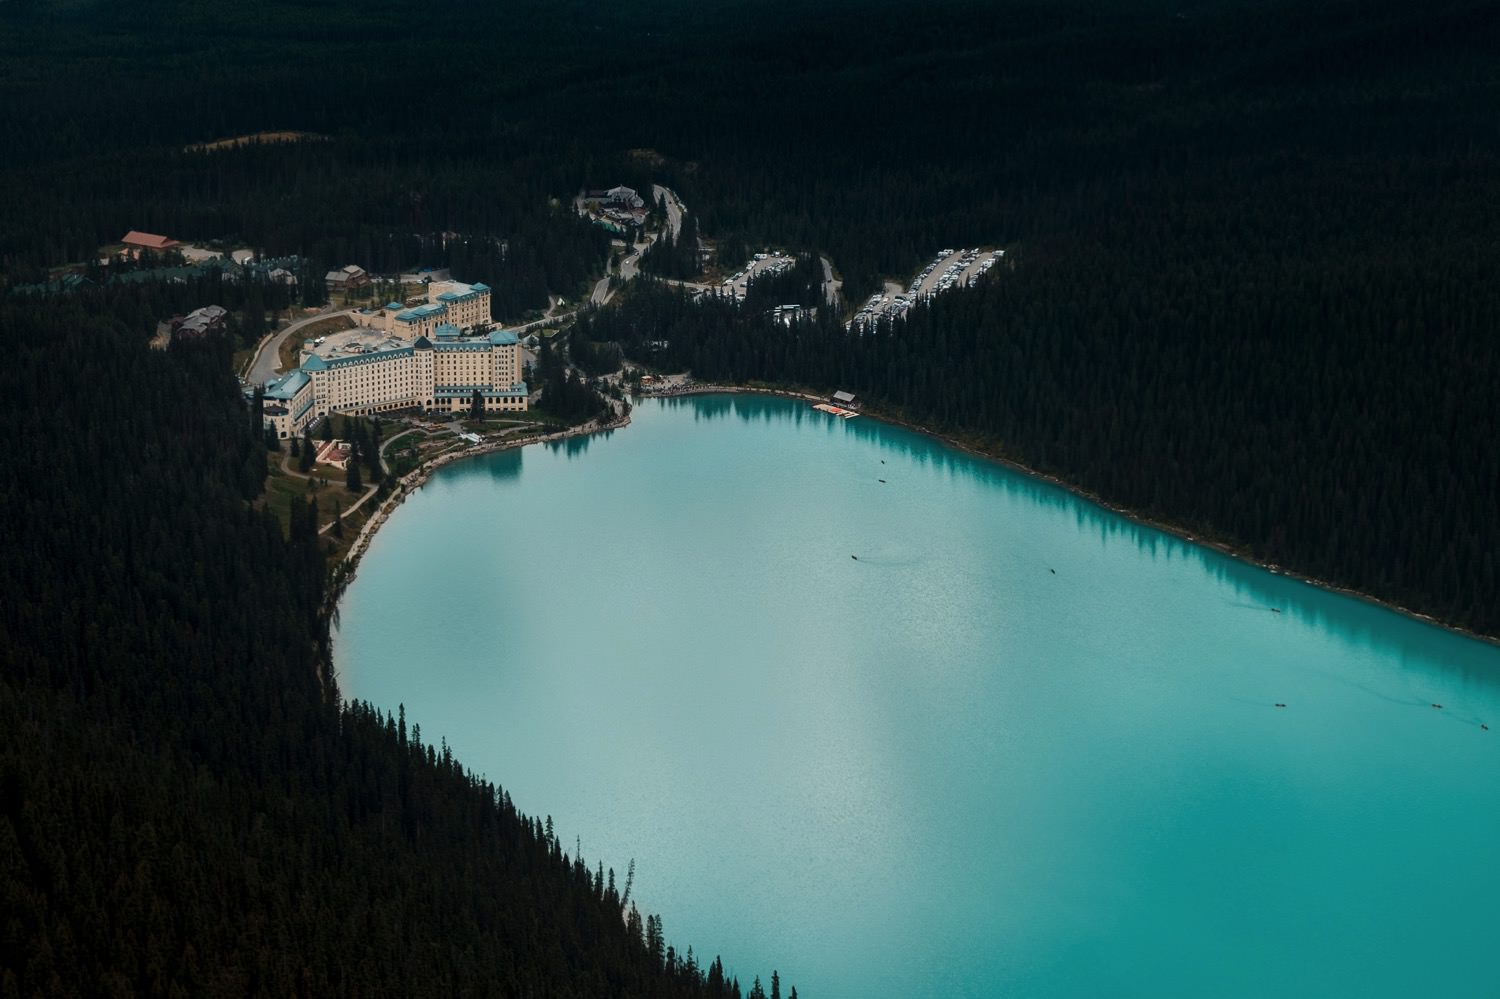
[{"x1": 262, "y1": 279, "x2": 527, "y2": 439}]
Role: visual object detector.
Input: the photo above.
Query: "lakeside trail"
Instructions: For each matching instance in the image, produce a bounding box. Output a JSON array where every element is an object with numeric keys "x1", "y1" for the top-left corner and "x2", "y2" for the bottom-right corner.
[{"x1": 332, "y1": 383, "x2": 1499, "y2": 652}]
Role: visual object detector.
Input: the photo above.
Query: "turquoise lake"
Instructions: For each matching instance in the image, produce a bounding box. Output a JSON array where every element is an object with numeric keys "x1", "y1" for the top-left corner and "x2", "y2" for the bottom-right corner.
[{"x1": 336, "y1": 394, "x2": 1500, "y2": 998}]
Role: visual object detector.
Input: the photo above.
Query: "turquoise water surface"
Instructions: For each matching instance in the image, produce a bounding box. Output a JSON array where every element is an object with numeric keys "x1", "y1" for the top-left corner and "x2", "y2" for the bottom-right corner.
[{"x1": 336, "y1": 394, "x2": 1500, "y2": 998}]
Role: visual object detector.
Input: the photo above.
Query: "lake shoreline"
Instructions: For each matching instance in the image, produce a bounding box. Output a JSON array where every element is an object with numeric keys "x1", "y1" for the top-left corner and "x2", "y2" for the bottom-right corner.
[
  {"x1": 331, "y1": 409, "x2": 633, "y2": 603},
  {"x1": 334, "y1": 384, "x2": 1497, "y2": 652},
  {"x1": 640, "y1": 383, "x2": 1500, "y2": 651}
]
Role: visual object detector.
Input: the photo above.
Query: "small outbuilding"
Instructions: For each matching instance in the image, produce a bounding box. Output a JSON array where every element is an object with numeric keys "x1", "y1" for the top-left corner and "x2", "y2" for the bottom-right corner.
[
  {"x1": 315, "y1": 439, "x2": 353, "y2": 469},
  {"x1": 325, "y1": 264, "x2": 370, "y2": 290},
  {"x1": 173, "y1": 305, "x2": 228, "y2": 338}
]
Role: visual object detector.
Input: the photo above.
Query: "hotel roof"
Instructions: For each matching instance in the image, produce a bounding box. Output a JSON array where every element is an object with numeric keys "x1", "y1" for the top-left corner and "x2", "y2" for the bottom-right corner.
[
  {"x1": 396, "y1": 303, "x2": 447, "y2": 321},
  {"x1": 317, "y1": 345, "x2": 415, "y2": 370},
  {"x1": 435, "y1": 280, "x2": 491, "y2": 302},
  {"x1": 265, "y1": 370, "x2": 310, "y2": 399}
]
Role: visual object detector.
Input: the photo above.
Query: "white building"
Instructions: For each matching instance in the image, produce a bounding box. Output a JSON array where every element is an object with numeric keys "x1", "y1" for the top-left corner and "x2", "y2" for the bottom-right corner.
[
  {"x1": 370, "y1": 280, "x2": 493, "y2": 339},
  {"x1": 261, "y1": 278, "x2": 524, "y2": 440}
]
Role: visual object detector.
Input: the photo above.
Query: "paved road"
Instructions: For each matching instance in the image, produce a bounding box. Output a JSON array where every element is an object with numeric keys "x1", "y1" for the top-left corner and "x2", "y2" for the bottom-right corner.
[
  {"x1": 821, "y1": 255, "x2": 842, "y2": 307},
  {"x1": 247, "y1": 307, "x2": 357, "y2": 388},
  {"x1": 652, "y1": 184, "x2": 684, "y2": 241},
  {"x1": 378, "y1": 428, "x2": 422, "y2": 475},
  {"x1": 589, "y1": 272, "x2": 612, "y2": 306},
  {"x1": 590, "y1": 237, "x2": 654, "y2": 306}
]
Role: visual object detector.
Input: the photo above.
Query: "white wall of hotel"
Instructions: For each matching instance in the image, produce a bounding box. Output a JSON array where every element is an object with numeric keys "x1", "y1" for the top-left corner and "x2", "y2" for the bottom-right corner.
[
  {"x1": 261, "y1": 281, "x2": 526, "y2": 438},
  {"x1": 263, "y1": 330, "x2": 527, "y2": 437},
  {"x1": 369, "y1": 280, "x2": 493, "y2": 339}
]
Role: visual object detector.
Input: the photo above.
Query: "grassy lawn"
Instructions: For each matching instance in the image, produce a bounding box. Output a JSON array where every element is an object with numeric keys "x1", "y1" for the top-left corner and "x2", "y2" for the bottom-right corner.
[
  {"x1": 387, "y1": 451, "x2": 424, "y2": 478},
  {"x1": 260, "y1": 451, "x2": 371, "y2": 536},
  {"x1": 381, "y1": 425, "x2": 486, "y2": 477},
  {"x1": 263, "y1": 409, "x2": 556, "y2": 559},
  {"x1": 278, "y1": 314, "x2": 356, "y2": 371},
  {"x1": 459, "y1": 417, "x2": 554, "y2": 435},
  {"x1": 384, "y1": 433, "x2": 436, "y2": 478},
  {"x1": 318, "y1": 495, "x2": 378, "y2": 564}
]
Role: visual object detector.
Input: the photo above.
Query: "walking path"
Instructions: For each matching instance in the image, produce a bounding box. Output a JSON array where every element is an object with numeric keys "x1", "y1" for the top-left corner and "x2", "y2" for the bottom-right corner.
[
  {"x1": 275, "y1": 446, "x2": 380, "y2": 535},
  {"x1": 321, "y1": 481, "x2": 380, "y2": 534}
]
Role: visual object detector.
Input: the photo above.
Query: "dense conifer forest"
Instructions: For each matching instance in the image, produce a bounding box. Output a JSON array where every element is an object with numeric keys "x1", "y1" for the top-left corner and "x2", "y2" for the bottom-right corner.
[
  {"x1": 0, "y1": 291, "x2": 776, "y2": 995},
  {"x1": 1, "y1": 0, "x2": 1498, "y2": 991}
]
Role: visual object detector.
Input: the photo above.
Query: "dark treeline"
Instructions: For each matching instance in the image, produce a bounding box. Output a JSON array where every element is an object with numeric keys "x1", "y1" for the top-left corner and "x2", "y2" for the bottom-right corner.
[
  {"x1": 570, "y1": 314, "x2": 628, "y2": 378},
  {"x1": 741, "y1": 256, "x2": 825, "y2": 315},
  {"x1": 608, "y1": 229, "x2": 1500, "y2": 634},
  {"x1": 0, "y1": 291, "x2": 781, "y2": 995},
  {"x1": 3, "y1": 0, "x2": 1495, "y2": 301},
  {"x1": 0, "y1": 134, "x2": 609, "y2": 317},
  {"x1": 640, "y1": 211, "x2": 702, "y2": 281},
  {"x1": 633, "y1": 0, "x2": 1500, "y2": 296},
  {"x1": 534, "y1": 337, "x2": 616, "y2": 421}
]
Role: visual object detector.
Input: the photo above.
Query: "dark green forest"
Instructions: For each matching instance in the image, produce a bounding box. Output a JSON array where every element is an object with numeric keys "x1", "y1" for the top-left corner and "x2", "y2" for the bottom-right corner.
[
  {"x1": 0, "y1": 291, "x2": 777, "y2": 996},
  {"x1": 2, "y1": 0, "x2": 1499, "y2": 991}
]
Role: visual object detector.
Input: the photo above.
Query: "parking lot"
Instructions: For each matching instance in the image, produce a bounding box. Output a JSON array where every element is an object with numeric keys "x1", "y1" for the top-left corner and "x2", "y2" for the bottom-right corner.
[
  {"x1": 912, "y1": 247, "x2": 1001, "y2": 298},
  {"x1": 848, "y1": 247, "x2": 1003, "y2": 330},
  {"x1": 719, "y1": 251, "x2": 797, "y2": 300}
]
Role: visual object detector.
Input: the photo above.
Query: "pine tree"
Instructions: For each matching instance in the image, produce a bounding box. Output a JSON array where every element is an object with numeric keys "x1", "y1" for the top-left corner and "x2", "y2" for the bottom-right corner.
[{"x1": 299, "y1": 428, "x2": 316, "y2": 473}]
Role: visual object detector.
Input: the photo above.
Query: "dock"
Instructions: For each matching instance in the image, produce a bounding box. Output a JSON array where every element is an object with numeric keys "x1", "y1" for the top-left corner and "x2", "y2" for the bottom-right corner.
[{"x1": 813, "y1": 403, "x2": 858, "y2": 419}]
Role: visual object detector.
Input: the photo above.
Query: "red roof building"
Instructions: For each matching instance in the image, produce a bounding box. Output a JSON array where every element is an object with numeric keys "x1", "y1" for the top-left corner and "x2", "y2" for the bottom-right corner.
[{"x1": 121, "y1": 230, "x2": 180, "y2": 251}]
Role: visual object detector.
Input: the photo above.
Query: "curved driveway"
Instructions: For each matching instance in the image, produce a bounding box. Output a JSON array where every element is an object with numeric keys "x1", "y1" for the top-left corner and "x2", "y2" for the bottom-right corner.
[{"x1": 247, "y1": 308, "x2": 358, "y2": 388}]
